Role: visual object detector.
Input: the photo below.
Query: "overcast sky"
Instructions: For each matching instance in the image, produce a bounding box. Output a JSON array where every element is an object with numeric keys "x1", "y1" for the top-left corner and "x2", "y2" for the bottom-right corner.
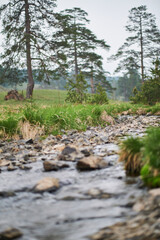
[{"x1": 0, "y1": 0, "x2": 160, "y2": 75}]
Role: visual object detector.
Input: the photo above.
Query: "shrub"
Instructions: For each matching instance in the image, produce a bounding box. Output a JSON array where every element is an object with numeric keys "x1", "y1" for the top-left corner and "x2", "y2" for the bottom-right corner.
[
  {"x1": 65, "y1": 73, "x2": 89, "y2": 103},
  {"x1": 143, "y1": 128, "x2": 160, "y2": 169},
  {"x1": 89, "y1": 84, "x2": 109, "y2": 104},
  {"x1": 131, "y1": 59, "x2": 160, "y2": 105},
  {"x1": 119, "y1": 127, "x2": 160, "y2": 187},
  {"x1": 119, "y1": 136, "x2": 144, "y2": 176},
  {"x1": 141, "y1": 164, "x2": 160, "y2": 188}
]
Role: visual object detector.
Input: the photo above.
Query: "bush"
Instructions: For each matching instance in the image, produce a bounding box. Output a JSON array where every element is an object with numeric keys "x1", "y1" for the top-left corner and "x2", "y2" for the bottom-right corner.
[
  {"x1": 141, "y1": 164, "x2": 160, "y2": 188},
  {"x1": 131, "y1": 59, "x2": 160, "y2": 105},
  {"x1": 143, "y1": 128, "x2": 160, "y2": 169},
  {"x1": 119, "y1": 127, "x2": 160, "y2": 187},
  {"x1": 89, "y1": 84, "x2": 109, "y2": 104},
  {"x1": 65, "y1": 73, "x2": 89, "y2": 103},
  {"x1": 119, "y1": 136, "x2": 144, "y2": 176}
]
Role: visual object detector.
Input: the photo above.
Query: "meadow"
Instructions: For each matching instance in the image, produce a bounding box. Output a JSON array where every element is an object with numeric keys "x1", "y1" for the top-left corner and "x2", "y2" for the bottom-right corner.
[{"x1": 0, "y1": 89, "x2": 160, "y2": 139}]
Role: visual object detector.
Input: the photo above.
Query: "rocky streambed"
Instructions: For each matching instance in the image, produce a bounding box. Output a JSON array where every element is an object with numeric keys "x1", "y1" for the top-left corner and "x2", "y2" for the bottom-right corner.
[{"x1": 0, "y1": 115, "x2": 160, "y2": 240}]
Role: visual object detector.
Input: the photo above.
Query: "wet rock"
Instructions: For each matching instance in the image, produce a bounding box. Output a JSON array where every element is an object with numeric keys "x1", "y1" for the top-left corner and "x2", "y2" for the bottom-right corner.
[
  {"x1": 58, "y1": 153, "x2": 77, "y2": 162},
  {"x1": 0, "y1": 191, "x2": 16, "y2": 198},
  {"x1": 43, "y1": 160, "x2": 69, "y2": 171},
  {"x1": 133, "y1": 201, "x2": 145, "y2": 212},
  {"x1": 149, "y1": 188, "x2": 160, "y2": 197},
  {"x1": 7, "y1": 163, "x2": 17, "y2": 171},
  {"x1": 87, "y1": 188, "x2": 111, "y2": 199},
  {"x1": 34, "y1": 177, "x2": 59, "y2": 192},
  {"x1": 34, "y1": 145, "x2": 42, "y2": 151},
  {"x1": 25, "y1": 139, "x2": 34, "y2": 144},
  {"x1": 77, "y1": 156, "x2": 107, "y2": 171},
  {"x1": 0, "y1": 228, "x2": 22, "y2": 239},
  {"x1": 81, "y1": 149, "x2": 91, "y2": 157},
  {"x1": 90, "y1": 193, "x2": 160, "y2": 240},
  {"x1": 61, "y1": 146, "x2": 77, "y2": 155},
  {"x1": 58, "y1": 146, "x2": 82, "y2": 161},
  {"x1": 87, "y1": 188, "x2": 101, "y2": 197},
  {"x1": 19, "y1": 165, "x2": 32, "y2": 170},
  {"x1": 0, "y1": 159, "x2": 10, "y2": 167}
]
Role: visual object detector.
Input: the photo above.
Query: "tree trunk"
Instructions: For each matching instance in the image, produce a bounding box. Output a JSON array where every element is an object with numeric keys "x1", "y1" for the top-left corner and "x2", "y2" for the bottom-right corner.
[
  {"x1": 74, "y1": 18, "x2": 78, "y2": 76},
  {"x1": 140, "y1": 17, "x2": 144, "y2": 83},
  {"x1": 25, "y1": 0, "x2": 34, "y2": 98},
  {"x1": 74, "y1": 38, "x2": 78, "y2": 76},
  {"x1": 90, "y1": 68, "x2": 94, "y2": 94}
]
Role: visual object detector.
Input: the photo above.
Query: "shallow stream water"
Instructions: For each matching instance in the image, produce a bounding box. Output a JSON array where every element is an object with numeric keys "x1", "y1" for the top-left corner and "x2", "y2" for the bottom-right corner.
[{"x1": 0, "y1": 141, "x2": 147, "y2": 240}]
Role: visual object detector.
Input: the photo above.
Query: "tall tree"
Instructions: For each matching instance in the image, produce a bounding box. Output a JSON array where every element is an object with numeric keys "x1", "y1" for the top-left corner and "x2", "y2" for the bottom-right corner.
[
  {"x1": 117, "y1": 69, "x2": 141, "y2": 101},
  {"x1": 52, "y1": 8, "x2": 110, "y2": 79},
  {"x1": 0, "y1": 0, "x2": 61, "y2": 98},
  {"x1": 110, "y1": 5, "x2": 160, "y2": 82}
]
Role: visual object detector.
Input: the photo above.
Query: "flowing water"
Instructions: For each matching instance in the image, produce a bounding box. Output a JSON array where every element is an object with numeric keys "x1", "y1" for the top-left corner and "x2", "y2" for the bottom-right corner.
[{"x1": 0, "y1": 142, "x2": 147, "y2": 240}]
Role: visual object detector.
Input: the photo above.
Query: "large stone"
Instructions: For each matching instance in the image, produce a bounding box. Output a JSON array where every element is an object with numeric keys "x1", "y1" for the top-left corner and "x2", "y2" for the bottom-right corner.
[
  {"x1": 149, "y1": 188, "x2": 160, "y2": 197},
  {"x1": 0, "y1": 228, "x2": 23, "y2": 239},
  {"x1": 34, "y1": 177, "x2": 59, "y2": 192},
  {"x1": 0, "y1": 159, "x2": 10, "y2": 167},
  {"x1": 77, "y1": 156, "x2": 107, "y2": 171},
  {"x1": 61, "y1": 146, "x2": 77, "y2": 155},
  {"x1": 43, "y1": 160, "x2": 69, "y2": 171}
]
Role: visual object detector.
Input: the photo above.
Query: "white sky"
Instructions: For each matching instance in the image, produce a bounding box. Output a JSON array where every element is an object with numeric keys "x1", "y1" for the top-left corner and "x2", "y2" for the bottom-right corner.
[{"x1": 0, "y1": 0, "x2": 160, "y2": 75}]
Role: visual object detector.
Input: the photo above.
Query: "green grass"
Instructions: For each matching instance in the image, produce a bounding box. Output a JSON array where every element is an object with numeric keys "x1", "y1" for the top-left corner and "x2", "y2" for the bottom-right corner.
[
  {"x1": 119, "y1": 127, "x2": 160, "y2": 188},
  {"x1": 0, "y1": 89, "x2": 67, "y2": 106},
  {"x1": 0, "y1": 89, "x2": 160, "y2": 138}
]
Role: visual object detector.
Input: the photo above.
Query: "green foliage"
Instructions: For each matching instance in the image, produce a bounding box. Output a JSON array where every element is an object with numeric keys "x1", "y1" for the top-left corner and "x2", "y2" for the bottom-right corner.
[
  {"x1": 110, "y1": 5, "x2": 160, "y2": 81},
  {"x1": 131, "y1": 59, "x2": 160, "y2": 105},
  {"x1": 89, "y1": 84, "x2": 109, "y2": 104},
  {"x1": 54, "y1": 7, "x2": 110, "y2": 87},
  {"x1": 119, "y1": 126, "x2": 160, "y2": 187},
  {"x1": 22, "y1": 104, "x2": 45, "y2": 126},
  {"x1": 65, "y1": 73, "x2": 89, "y2": 103},
  {"x1": 143, "y1": 128, "x2": 160, "y2": 169},
  {"x1": 141, "y1": 164, "x2": 160, "y2": 188},
  {"x1": 0, "y1": 116, "x2": 19, "y2": 136},
  {"x1": 0, "y1": 89, "x2": 160, "y2": 139},
  {"x1": 119, "y1": 137, "x2": 144, "y2": 176}
]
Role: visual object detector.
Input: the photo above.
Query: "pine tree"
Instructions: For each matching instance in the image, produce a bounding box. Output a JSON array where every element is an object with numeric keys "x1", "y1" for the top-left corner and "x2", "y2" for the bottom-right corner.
[
  {"x1": 0, "y1": 0, "x2": 61, "y2": 98},
  {"x1": 110, "y1": 5, "x2": 160, "y2": 82},
  {"x1": 52, "y1": 8, "x2": 110, "y2": 80}
]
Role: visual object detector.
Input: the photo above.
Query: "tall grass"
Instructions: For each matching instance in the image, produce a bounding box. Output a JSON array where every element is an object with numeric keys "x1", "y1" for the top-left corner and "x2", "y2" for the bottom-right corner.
[
  {"x1": 0, "y1": 89, "x2": 160, "y2": 138},
  {"x1": 119, "y1": 127, "x2": 160, "y2": 188}
]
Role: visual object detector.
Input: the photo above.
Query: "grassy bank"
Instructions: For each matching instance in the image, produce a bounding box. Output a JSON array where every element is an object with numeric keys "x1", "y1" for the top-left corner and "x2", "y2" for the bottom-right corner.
[
  {"x1": 0, "y1": 89, "x2": 160, "y2": 138},
  {"x1": 119, "y1": 128, "x2": 160, "y2": 188}
]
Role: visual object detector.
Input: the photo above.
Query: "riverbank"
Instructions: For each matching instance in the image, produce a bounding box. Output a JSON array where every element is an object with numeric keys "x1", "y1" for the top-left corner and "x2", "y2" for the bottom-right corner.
[{"x1": 0, "y1": 114, "x2": 159, "y2": 240}]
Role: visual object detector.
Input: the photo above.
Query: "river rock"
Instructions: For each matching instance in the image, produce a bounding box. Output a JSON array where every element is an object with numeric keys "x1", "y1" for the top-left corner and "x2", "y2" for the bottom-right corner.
[
  {"x1": 0, "y1": 228, "x2": 23, "y2": 239},
  {"x1": 34, "y1": 177, "x2": 59, "y2": 192},
  {"x1": 43, "y1": 160, "x2": 69, "y2": 171},
  {"x1": 149, "y1": 188, "x2": 160, "y2": 197},
  {"x1": 61, "y1": 146, "x2": 77, "y2": 155},
  {"x1": 77, "y1": 156, "x2": 107, "y2": 171},
  {"x1": 0, "y1": 159, "x2": 10, "y2": 167},
  {"x1": 90, "y1": 193, "x2": 160, "y2": 240},
  {"x1": 7, "y1": 163, "x2": 17, "y2": 171}
]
